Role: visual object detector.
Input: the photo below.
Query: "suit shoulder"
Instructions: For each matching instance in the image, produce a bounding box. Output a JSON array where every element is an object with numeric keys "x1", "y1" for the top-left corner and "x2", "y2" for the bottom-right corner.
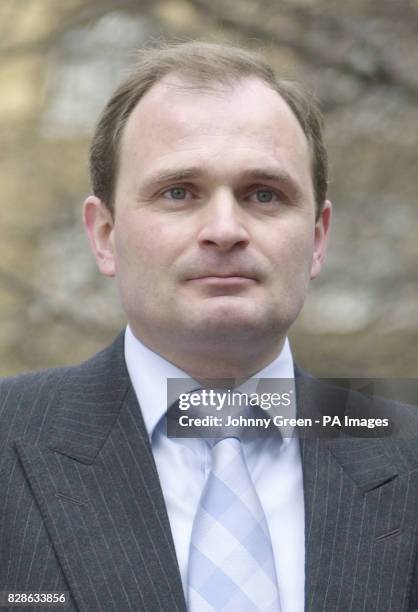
[
  {"x1": 0, "y1": 356, "x2": 100, "y2": 403},
  {"x1": 345, "y1": 388, "x2": 418, "y2": 471},
  {"x1": 0, "y1": 366, "x2": 71, "y2": 451},
  {"x1": 296, "y1": 370, "x2": 418, "y2": 469},
  {"x1": 0, "y1": 332, "x2": 125, "y2": 397},
  {"x1": 0, "y1": 365, "x2": 70, "y2": 405},
  {"x1": 0, "y1": 333, "x2": 125, "y2": 449}
]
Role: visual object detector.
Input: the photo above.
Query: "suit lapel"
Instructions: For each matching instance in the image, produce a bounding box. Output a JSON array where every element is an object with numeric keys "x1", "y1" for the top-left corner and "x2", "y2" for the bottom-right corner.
[
  {"x1": 15, "y1": 334, "x2": 186, "y2": 612},
  {"x1": 297, "y1": 373, "x2": 416, "y2": 612}
]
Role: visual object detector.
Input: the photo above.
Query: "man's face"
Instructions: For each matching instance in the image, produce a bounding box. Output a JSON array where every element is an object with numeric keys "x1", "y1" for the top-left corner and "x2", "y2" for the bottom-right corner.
[{"x1": 85, "y1": 76, "x2": 331, "y2": 362}]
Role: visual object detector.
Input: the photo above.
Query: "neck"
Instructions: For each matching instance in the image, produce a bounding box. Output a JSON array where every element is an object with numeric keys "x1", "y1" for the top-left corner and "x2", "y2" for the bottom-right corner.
[{"x1": 129, "y1": 325, "x2": 286, "y2": 381}]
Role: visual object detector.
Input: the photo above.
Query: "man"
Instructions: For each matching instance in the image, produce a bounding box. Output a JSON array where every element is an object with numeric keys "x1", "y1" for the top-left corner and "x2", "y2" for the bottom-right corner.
[{"x1": 0, "y1": 42, "x2": 417, "y2": 612}]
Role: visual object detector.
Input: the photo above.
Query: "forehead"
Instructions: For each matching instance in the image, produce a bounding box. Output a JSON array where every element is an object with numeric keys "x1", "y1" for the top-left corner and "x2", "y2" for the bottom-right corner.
[{"x1": 119, "y1": 75, "x2": 312, "y2": 182}]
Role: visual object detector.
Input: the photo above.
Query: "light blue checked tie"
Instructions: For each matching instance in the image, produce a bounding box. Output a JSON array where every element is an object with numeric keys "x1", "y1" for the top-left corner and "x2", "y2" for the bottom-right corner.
[{"x1": 187, "y1": 436, "x2": 281, "y2": 611}]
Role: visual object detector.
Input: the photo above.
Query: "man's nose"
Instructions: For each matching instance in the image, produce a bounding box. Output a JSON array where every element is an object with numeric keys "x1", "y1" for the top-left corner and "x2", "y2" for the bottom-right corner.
[{"x1": 197, "y1": 190, "x2": 250, "y2": 252}]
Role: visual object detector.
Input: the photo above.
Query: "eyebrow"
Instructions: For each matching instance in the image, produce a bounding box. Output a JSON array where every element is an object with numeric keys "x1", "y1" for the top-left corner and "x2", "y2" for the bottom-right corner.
[
  {"x1": 240, "y1": 168, "x2": 302, "y2": 193},
  {"x1": 140, "y1": 166, "x2": 303, "y2": 197},
  {"x1": 141, "y1": 167, "x2": 206, "y2": 189}
]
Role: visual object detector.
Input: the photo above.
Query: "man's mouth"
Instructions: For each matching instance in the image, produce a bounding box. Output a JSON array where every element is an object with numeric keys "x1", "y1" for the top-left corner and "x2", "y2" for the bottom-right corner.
[
  {"x1": 188, "y1": 270, "x2": 258, "y2": 281},
  {"x1": 187, "y1": 274, "x2": 257, "y2": 288}
]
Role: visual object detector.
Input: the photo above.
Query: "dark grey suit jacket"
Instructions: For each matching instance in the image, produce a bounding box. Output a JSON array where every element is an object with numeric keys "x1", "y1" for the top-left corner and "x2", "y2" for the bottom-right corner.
[{"x1": 1, "y1": 333, "x2": 417, "y2": 611}]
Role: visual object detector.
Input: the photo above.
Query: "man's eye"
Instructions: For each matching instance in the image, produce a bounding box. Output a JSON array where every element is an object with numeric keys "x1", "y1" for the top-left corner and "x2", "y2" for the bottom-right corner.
[
  {"x1": 251, "y1": 189, "x2": 276, "y2": 203},
  {"x1": 163, "y1": 187, "x2": 188, "y2": 200}
]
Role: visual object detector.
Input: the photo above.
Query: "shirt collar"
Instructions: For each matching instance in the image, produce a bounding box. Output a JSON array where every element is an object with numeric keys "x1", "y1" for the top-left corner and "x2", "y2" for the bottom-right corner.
[{"x1": 124, "y1": 325, "x2": 295, "y2": 439}]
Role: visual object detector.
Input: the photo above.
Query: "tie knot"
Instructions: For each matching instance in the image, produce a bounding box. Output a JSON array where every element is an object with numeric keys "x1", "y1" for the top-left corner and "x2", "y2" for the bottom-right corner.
[{"x1": 167, "y1": 388, "x2": 278, "y2": 441}]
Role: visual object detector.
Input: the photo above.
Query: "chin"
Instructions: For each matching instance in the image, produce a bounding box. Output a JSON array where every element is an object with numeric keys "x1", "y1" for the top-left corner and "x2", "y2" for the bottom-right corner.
[{"x1": 187, "y1": 301, "x2": 269, "y2": 335}]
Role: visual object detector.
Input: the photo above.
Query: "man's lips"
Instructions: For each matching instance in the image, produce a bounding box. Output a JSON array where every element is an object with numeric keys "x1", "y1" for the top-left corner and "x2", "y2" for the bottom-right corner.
[
  {"x1": 187, "y1": 271, "x2": 258, "y2": 281},
  {"x1": 187, "y1": 274, "x2": 258, "y2": 287}
]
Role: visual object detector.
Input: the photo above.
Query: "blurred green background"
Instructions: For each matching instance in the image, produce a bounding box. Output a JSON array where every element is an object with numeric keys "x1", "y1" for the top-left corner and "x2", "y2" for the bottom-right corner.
[{"x1": 1, "y1": 0, "x2": 417, "y2": 377}]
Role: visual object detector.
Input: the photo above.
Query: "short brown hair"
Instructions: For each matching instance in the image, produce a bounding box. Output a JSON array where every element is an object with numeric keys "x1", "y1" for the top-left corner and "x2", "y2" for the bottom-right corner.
[{"x1": 90, "y1": 41, "x2": 328, "y2": 215}]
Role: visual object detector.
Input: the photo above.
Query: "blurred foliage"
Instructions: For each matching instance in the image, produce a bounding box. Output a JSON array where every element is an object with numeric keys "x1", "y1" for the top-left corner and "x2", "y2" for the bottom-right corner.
[{"x1": 1, "y1": 0, "x2": 417, "y2": 376}]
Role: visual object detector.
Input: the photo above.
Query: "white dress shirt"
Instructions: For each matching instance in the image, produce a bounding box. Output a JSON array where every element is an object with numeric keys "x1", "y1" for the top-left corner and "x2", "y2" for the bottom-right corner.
[{"x1": 124, "y1": 325, "x2": 305, "y2": 612}]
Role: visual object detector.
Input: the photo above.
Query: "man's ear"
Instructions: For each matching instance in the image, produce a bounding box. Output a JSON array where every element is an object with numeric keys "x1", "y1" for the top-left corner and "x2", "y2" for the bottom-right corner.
[
  {"x1": 83, "y1": 195, "x2": 115, "y2": 277},
  {"x1": 310, "y1": 199, "x2": 332, "y2": 280}
]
